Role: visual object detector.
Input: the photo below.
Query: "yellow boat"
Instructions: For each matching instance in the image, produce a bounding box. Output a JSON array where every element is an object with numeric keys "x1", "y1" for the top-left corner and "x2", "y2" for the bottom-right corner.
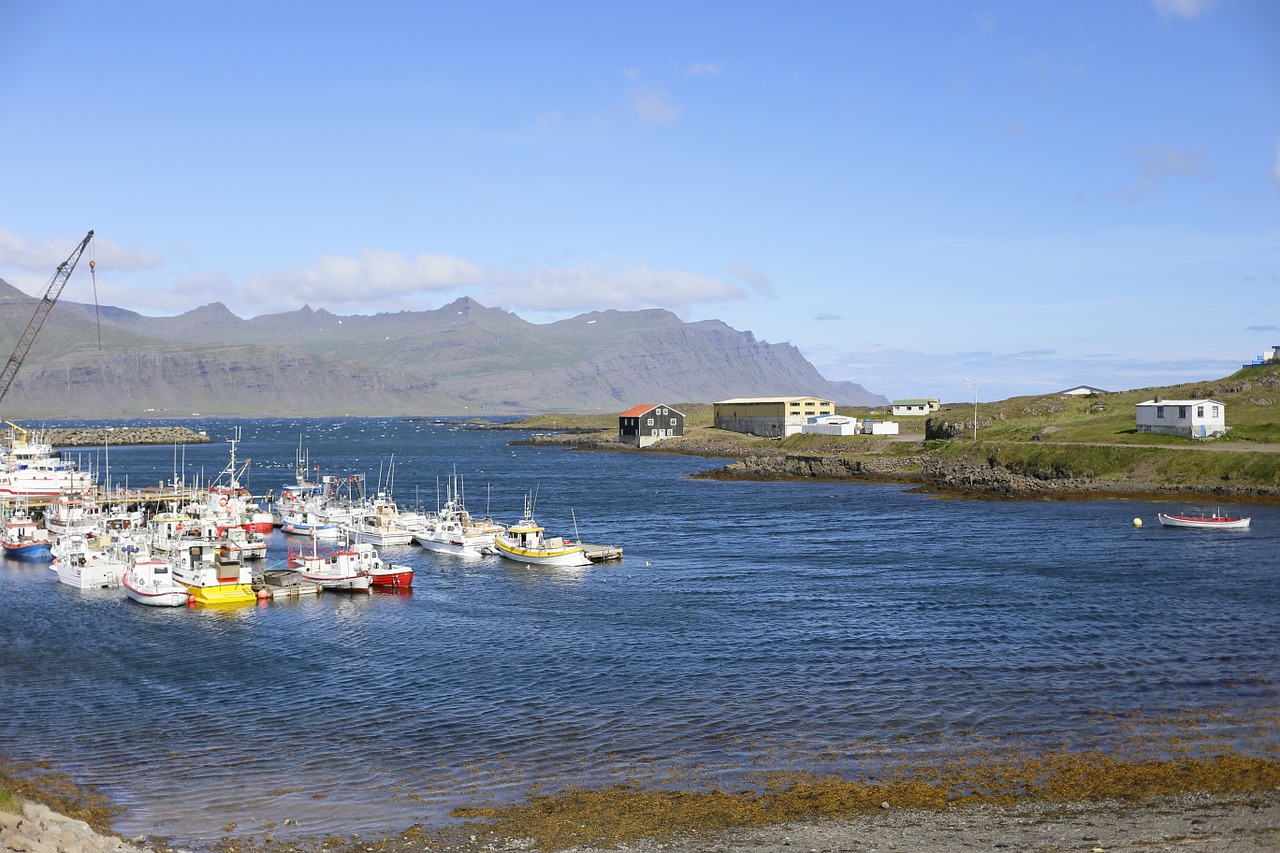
[
  {"x1": 493, "y1": 493, "x2": 592, "y2": 568},
  {"x1": 169, "y1": 540, "x2": 258, "y2": 606}
]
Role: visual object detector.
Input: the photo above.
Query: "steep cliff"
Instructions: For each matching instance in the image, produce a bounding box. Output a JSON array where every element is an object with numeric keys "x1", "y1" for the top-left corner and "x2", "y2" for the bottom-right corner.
[{"x1": 0, "y1": 286, "x2": 886, "y2": 417}]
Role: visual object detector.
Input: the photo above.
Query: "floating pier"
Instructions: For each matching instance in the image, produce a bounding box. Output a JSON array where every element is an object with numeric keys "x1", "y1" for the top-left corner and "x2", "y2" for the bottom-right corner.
[{"x1": 583, "y1": 543, "x2": 623, "y2": 563}]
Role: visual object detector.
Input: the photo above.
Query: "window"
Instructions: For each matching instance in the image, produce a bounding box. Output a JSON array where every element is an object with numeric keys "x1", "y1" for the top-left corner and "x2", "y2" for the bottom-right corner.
[
  {"x1": 1157, "y1": 407, "x2": 1164, "y2": 418},
  {"x1": 1212, "y1": 405, "x2": 1219, "y2": 417},
  {"x1": 646, "y1": 418, "x2": 654, "y2": 425},
  {"x1": 669, "y1": 418, "x2": 677, "y2": 425},
  {"x1": 1179, "y1": 406, "x2": 1188, "y2": 419},
  {"x1": 1197, "y1": 406, "x2": 1204, "y2": 418}
]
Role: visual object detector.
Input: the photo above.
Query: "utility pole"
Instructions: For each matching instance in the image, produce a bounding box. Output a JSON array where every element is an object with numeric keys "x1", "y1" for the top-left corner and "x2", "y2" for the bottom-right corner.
[{"x1": 964, "y1": 378, "x2": 980, "y2": 441}]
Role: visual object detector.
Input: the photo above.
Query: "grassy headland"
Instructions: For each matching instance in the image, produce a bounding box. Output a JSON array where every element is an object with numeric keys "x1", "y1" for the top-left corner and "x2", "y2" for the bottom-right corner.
[{"x1": 501, "y1": 366, "x2": 1280, "y2": 500}]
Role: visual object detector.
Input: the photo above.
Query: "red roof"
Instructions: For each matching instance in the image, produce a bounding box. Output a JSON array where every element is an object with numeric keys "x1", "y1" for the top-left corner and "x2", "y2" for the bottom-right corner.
[{"x1": 619, "y1": 404, "x2": 659, "y2": 418}]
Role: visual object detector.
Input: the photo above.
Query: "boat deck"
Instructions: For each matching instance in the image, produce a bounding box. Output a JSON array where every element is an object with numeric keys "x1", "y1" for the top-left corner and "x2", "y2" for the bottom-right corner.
[{"x1": 583, "y1": 543, "x2": 623, "y2": 563}]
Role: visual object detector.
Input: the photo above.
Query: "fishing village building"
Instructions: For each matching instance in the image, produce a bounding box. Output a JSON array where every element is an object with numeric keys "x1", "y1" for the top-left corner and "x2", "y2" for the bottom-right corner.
[
  {"x1": 799, "y1": 415, "x2": 899, "y2": 436},
  {"x1": 1134, "y1": 398, "x2": 1227, "y2": 439},
  {"x1": 618, "y1": 404, "x2": 685, "y2": 447},
  {"x1": 891, "y1": 398, "x2": 940, "y2": 416},
  {"x1": 713, "y1": 396, "x2": 835, "y2": 438}
]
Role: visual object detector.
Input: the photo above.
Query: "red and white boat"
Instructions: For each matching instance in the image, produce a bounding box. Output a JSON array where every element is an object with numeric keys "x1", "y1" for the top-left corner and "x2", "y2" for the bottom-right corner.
[
  {"x1": 287, "y1": 537, "x2": 373, "y2": 592},
  {"x1": 349, "y1": 540, "x2": 414, "y2": 589},
  {"x1": 1157, "y1": 510, "x2": 1251, "y2": 530}
]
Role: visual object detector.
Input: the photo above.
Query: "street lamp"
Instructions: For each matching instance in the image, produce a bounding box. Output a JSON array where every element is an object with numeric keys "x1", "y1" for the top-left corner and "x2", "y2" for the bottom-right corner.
[{"x1": 964, "y1": 378, "x2": 980, "y2": 441}]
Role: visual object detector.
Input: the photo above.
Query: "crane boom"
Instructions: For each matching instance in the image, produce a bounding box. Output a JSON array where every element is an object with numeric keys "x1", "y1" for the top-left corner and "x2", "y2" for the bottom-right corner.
[{"x1": 0, "y1": 230, "x2": 94, "y2": 405}]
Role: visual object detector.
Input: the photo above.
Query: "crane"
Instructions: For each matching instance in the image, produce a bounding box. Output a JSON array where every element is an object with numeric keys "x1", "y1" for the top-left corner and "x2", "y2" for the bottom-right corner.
[{"x1": 0, "y1": 229, "x2": 94, "y2": 406}]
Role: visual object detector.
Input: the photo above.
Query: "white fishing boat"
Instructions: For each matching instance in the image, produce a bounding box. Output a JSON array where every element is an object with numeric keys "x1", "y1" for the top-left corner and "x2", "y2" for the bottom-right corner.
[
  {"x1": 0, "y1": 423, "x2": 95, "y2": 498},
  {"x1": 412, "y1": 473, "x2": 504, "y2": 559},
  {"x1": 50, "y1": 531, "x2": 140, "y2": 590},
  {"x1": 341, "y1": 493, "x2": 415, "y2": 546},
  {"x1": 493, "y1": 493, "x2": 592, "y2": 568},
  {"x1": 287, "y1": 536, "x2": 373, "y2": 592},
  {"x1": 122, "y1": 554, "x2": 190, "y2": 607},
  {"x1": 275, "y1": 471, "x2": 358, "y2": 539},
  {"x1": 1157, "y1": 509, "x2": 1251, "y2": 530},
  {"x1": 43, "y1": 491, "x2": 102, "y2": 537},
  {"x1": 279, "y1": 498, "x2": 344, "y2": 540},
  {"x1": 219, "y1": 525, "x2": 268, "y2": 561}
]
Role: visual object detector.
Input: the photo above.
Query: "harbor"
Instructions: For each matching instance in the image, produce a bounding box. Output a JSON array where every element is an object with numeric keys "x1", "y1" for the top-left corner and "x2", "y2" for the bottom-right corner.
[{"x1": 1, "y1": 416, "x2": 1276, "y2": 851}]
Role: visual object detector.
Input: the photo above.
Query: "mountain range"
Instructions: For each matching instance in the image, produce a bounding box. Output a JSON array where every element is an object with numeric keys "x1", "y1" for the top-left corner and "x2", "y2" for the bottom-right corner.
[{"x1": 0, "y1": 282, "x2": 886, "y2": 417}]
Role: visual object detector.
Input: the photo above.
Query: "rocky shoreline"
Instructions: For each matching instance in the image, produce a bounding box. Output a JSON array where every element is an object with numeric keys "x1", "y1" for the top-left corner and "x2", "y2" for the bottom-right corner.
[
  {"x1": 514, "y1": 429, "x2": 1280, "y2": 502},
  {"x1": 1, "y1": 798, "x2": 141, "y2": 853}
]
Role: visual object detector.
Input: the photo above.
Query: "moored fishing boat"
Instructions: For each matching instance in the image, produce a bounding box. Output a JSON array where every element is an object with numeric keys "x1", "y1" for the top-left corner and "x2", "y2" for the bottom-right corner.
[
  {"x1": 493, "y1": 493, "x2": 592, "y2": 568},
  {"x1": 287, "y1": 536, "x2": 373, "y2": 592},
  {"x1": 341, "y1": 493, "x2": 415, "y2": 546},
  {"x1": 1157, "y1": 509, "x2": 1251, "y2": 530},
  {"x1": 2, "y1": 506, "x2": 53, "y2": 560},
  {"x1": 0, "y1": 424, "x2": 95, "y2": 498},
  {"x1": 168, "y1": 539, "x2": 258, "y2": 606},
  {"x1": 412, "y1": 470, "x2": 504, "y2": 559},
  {"x1": 122, "y1": 554, "x2": 190, "y2": 607},
  {"x1": 50, "y1": 531, "x2": 139, "y2": 589},
  {"x1": 348, "y1": 540, "x2": 413, "y2": 588}
]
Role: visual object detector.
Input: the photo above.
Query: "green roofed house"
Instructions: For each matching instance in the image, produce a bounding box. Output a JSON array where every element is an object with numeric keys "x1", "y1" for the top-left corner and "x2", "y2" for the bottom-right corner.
[
  {"x1": 891, "y1": 398, "x2": 940, "y2": 416},
  {"x1": 713, "y1": 396, "x2": 835, "y2": 438}
]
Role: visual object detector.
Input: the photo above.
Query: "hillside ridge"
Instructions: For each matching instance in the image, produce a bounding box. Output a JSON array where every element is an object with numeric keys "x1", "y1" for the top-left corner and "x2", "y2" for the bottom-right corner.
[{"x1": 0, "y1": 286, "x2": 886, "y2": 417}]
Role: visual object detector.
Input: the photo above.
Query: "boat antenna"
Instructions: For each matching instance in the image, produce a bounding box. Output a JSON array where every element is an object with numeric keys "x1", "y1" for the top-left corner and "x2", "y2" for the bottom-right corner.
[{"x1": 571, "y1": 508, "x2": 582, "y2": 543}]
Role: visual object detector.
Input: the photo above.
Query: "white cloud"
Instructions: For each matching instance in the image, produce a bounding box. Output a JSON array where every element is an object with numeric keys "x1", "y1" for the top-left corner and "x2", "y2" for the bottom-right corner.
[
  {"x1": 1112, "y1": 143, "x2": 1206, "y2": 200},
  {"x1": 682, "y1": 62, "x2": 721, "y2": 77},
  {"x1": 248, "y1": 250, "x2": 485, "y2": 308},
  {"x1": 0, "y1": 227, "x2": 161, "y2": 273},
  {"x1": 632, "y1": 89, "x2": 681, "y2": 125},
  {"x1": 487, "y1": 263, "x2": 743, "y2": 312},
  {"x1": 1152, "y1": 0, "x2": 1215, "y2": 20},
  {"x1": 726, "y1": 264, "x2": 775, "y2": 298}
]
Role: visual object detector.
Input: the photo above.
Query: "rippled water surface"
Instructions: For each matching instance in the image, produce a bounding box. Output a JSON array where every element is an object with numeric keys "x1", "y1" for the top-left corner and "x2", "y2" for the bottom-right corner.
[{"x1": 2, "y1": 418, "x2": 1278, "y2": 845}]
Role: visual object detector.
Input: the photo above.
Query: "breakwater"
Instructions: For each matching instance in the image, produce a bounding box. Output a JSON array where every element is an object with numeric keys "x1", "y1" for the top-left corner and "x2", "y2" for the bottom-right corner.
[{"x1": 38, "y1": 427, "x2": 212, "y2": 447}]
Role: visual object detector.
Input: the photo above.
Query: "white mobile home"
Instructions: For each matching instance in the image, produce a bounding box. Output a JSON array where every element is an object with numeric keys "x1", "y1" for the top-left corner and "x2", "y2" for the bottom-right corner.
[
  {"x1": 801, "y1": 415, "x2": 859, "y2": 436},
  {"x1": 1135, "y1": 398, "x2": 1227, "y2": 439}
]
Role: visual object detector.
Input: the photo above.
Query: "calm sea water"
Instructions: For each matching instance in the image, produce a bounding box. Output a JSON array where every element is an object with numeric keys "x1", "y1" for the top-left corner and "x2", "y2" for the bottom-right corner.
[{"x1": 2, "y1": 417, "x2": 1278, "y2": 846}]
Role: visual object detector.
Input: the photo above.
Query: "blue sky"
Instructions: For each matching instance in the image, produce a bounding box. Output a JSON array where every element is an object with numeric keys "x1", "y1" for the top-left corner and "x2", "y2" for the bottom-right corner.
[{"x1": 2, "y1": 0, "x2": 1277, "y2": 403}]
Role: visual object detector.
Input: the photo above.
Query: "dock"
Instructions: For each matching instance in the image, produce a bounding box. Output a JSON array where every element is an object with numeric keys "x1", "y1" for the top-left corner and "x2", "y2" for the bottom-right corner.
[
  {"x1": 254, "y1": 568, "x2": 322, "y2": 600},
  {"x1": 583, "y1": 543, "x2": 623, "y2": 563}
]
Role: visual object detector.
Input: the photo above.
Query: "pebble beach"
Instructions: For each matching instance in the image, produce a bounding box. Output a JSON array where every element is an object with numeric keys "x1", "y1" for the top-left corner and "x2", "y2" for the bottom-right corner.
[{"x1": 6, "y1": 790, "x2": 1280, "y2": 853}]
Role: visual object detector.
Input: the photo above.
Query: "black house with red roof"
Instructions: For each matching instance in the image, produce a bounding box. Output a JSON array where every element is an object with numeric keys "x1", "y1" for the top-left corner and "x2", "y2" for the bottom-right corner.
[{"x1": 618, "y1": 404, "x2": 685, "y2": 447}]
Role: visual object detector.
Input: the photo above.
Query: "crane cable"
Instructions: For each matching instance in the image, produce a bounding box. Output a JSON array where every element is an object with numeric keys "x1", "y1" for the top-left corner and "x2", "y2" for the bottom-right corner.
[{"x1": 90, "y1": 237, "x2": 101, "y2": 350}]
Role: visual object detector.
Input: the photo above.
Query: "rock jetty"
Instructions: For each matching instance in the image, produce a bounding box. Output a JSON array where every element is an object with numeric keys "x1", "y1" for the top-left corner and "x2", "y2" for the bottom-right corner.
[
  {"x1": 38, "y1": 427, "x2": 211, "y2": 447},
  {"x1": 1, "y1": 799, "x2": 140, "y2": 853}
]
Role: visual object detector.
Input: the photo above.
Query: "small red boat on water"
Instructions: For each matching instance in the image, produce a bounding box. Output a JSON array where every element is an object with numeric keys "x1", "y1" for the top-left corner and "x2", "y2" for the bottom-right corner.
[{"x1": 1157, "y1": 509, "x2": 1251, "y2": 530}]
